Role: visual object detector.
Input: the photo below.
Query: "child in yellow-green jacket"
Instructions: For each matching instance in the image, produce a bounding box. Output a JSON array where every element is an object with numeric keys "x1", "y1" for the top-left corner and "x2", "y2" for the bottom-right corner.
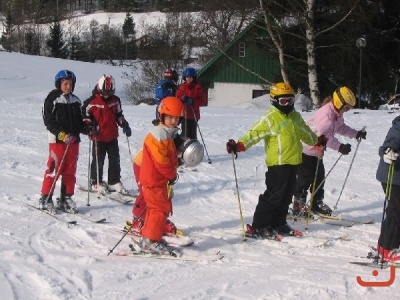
[{"x1": 227, "y1": 82, "x2": 324, "y2": 239}]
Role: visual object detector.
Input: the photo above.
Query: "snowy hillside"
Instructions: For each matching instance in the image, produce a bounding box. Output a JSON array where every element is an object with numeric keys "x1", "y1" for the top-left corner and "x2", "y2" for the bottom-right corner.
[{"x1": 0, "y1": 51, "x2": 399, "y2": 299}]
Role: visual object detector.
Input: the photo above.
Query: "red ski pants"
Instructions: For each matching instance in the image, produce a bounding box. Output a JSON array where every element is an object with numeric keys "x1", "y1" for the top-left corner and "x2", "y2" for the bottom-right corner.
[
  {"x1": 41, "y1": 143, "x2": 79, "y2": 196},
  {"x1": 141, "y1": 185, "x2": 172, "y2": 241},
  {"x1": 132, "y1": 162, "x2": 146, "y2": 218}
]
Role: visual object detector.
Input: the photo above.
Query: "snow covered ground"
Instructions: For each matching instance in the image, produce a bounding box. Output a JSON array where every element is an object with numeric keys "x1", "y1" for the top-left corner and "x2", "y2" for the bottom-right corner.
[{"x1": 0, "y1": 51, "x2": 399, "y2": 299}]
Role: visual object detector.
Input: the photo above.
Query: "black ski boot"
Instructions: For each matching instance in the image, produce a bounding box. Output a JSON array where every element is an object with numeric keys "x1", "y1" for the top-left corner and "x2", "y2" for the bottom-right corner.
[{"x1": 312, "y1": 200, "x2": 332, "y2": 215}]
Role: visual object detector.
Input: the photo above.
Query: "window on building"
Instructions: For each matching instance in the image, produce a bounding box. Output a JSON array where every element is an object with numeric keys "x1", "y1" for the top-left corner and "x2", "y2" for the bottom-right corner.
[
  {"x1": 239, "y1": 42, "x2": 245, "y2": 58},
  {"x1": 252, "y1": 90, "x2": 268, "y2": 99}
]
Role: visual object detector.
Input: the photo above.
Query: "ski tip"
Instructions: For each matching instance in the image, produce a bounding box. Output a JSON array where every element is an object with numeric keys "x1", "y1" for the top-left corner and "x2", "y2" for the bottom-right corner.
[{"x1": 68, "y1": 221, "x2": 78, "y2": 225}]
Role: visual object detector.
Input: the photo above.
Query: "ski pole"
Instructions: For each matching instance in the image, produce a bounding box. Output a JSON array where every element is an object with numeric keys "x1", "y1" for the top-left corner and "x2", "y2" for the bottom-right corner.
[
  {"x1": 305, "y1": 147, "x2": 323, "y2": 231},
  {"x1": 307, "y1": 153, "x2": 343, "y2": 206},
  {"x1": 94, "y1": 138, "x2": 101, "y2": 199},
  {"x1": 183, "y1": 105, "x2": 188, "y2": 139},
  {"x1": 168, "y1": 184, "x2": 173, "y2": 199},
  {"x1": 167, "y1": 173, "x2": 179, "y2": 198},
  {"x1": 126, "y1": 135, "x2": 135, "y2": 190},
  {"x1": 190, "y1": 106, "x2": 212, "y2": 164},
  {"x1": 45, "y1": 143, "x2": 71, "y2": 205},
  {"x1": 379, "y1": 163, "x2": 394, "y2": 266},
  {"x1": 107, "y1": 205, "x2": 148, "y2": 256},
  {"x1": 230, "y1": 152, "x2": 247, "y2": 241},
  {"x1": 126, "y1": 135, "x2": 132, "y2": 158},
  {"x1": 87, "y1": 137, "x2": 92, "y2": 206},
  {"x1": 332, "y1": 126, "x2": 366, "y2": 212}
]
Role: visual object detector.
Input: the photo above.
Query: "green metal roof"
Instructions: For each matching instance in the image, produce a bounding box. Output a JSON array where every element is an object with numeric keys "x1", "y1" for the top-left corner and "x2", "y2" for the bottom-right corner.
[{"x1": 197, "y1": 17, "x2": 280, "y2": 86}]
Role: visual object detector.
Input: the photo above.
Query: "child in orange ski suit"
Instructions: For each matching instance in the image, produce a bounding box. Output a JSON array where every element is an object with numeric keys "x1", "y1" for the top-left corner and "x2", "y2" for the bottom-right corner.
[{"x1": 139, "y1": 97, "x2": 184, "y2": 244}]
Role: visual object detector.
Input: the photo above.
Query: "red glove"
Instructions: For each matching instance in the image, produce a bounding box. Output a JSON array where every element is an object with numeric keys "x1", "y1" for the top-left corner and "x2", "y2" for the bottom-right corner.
[{"x1": 226, "y1": 139, "x2": 245, "y2": 158}]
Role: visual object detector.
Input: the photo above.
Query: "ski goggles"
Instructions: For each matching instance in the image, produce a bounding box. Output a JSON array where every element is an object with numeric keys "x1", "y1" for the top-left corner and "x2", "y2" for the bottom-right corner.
[
  {"x1": 276, "y1": 96, "x2": 295, "y2": 106},
  {"x1": 100, "y1": 90, "x2": 114, "y2": 98}
]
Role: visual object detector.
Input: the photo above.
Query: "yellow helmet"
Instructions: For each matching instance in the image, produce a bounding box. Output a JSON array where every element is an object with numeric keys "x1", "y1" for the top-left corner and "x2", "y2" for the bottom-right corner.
[
  {"x1": 270, "y1": 82, "x2": 295, "y2": 99},
  {"x1": 332, "y1": 86, "x2": 356, "y2": 110}
]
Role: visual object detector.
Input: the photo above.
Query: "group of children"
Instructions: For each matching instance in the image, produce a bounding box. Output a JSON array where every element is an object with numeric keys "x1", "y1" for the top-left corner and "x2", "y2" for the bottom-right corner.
[
  {"x1": 38, "y1": 68, "x2": 400, "y2": 262},
  {"x1": 39, "y1": 71, "x2": 132, "y2": 214},
  {"x1": 154, "y1": 67, "x2": 206, "y2": 139},
  {"x1": 39, "y1": 67, "x2": 205, "y2": 255},
  {"x1": 227, "y1": 82, "x2": 400, "y2": 263}
]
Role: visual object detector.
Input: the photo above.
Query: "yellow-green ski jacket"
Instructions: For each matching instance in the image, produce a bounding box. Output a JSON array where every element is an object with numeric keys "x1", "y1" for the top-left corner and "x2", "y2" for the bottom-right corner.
[{"x1": 239, "y1": 106, "x2": 317, "y2": 167}]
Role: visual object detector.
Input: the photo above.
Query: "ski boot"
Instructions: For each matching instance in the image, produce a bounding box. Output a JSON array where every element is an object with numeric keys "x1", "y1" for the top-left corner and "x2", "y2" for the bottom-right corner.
[
  {"x1": 312, "y1": 200, "x2": 332, "y2": 216},
  {"x1": 292, "y1": 197, "x2": 309, "y2": 217},
  {"x1": 39, "y1": 195, "x2": 55, "y2": 214},
  {"x1": 274, "y1": 223, "x2": 303, "y2": 237}
]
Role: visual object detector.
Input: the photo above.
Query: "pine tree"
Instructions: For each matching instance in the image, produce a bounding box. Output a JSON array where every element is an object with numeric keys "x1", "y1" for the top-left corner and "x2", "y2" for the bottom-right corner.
[
  {"x1": 122, "y1": 12, "x2": 136, "y2": 39},
  {"x1": 25, "y1": 29, "x2": 40, "y2": 55},
  {"x1": 69, "y1": 35, "x2": 90, "y2": 62},
  {"x1": 46, "y1": 20, "x2": 68, "y2": 58},
  {"x1": 122, "y1": 12, "x2": 137, "y2": 60}
]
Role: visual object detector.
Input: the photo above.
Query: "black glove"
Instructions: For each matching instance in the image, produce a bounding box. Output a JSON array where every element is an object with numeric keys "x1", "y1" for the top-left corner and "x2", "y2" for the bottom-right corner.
[
  {"x1": 316, "y1": 135, "x2": 327, "y2": 147},
  {"x1": 168, "y1": 174, "x2": 179, "y2": 185},
  {"x1": 339, "y1": 143, "x2": 351, "y2": 155},
  {"x1": 182, "y1": 96, "x2": 193, "y2": 105},
  {"x1": 83, "y1": 125, "x2": 97, "y2": 137},
  {"x1": 356, "y1": 130, "x2": 367, "y2": 140},
  {"x1": 123, "y1": 124, "x2": 132, "y2": 137},
  {"x1": 226, "y1": 139, "x2": 238, "y2": 155}
]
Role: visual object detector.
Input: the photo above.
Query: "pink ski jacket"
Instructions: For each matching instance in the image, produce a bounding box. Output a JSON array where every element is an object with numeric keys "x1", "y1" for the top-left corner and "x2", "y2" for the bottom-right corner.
[{"x1": 303, "y1": 101, "x2": 358, "y2": 157}]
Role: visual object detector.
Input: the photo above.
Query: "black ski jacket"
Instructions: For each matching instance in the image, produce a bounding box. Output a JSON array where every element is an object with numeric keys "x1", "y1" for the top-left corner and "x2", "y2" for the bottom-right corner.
[
  {"x1": 376, "y1": 115, "x2": 400, "y2": 185},
  {"x1": 42, "y1": 89, "x2": 84, "y2": 143}
]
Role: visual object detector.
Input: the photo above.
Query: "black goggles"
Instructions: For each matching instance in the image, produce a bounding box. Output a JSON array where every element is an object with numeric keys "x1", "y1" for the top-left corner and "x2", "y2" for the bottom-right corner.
[{"x1": 101, "y1": 90, "x2": 114, "y2": 97}]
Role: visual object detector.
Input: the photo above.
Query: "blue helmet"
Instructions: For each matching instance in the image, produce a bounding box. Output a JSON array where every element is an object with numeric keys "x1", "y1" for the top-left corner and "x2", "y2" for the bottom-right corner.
[
  {"x1": 182, "y1": 67, "x2": 196, "y2": 78},
  {"x1": 55, "y1": 70, "x2": 76, "y2": 90}
]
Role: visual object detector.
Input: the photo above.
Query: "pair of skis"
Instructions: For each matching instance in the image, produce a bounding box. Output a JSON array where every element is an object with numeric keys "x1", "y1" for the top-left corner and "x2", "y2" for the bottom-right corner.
[
  {"x1": 76, "y1": 184, "x2": 136, "y2": 205},
  {"x1": 350, "y1": 246, "x2": 400, "y2": 268},
  {"x1": 115, "y1": 249, "x2": 224, "y2": 262},
  {"x1": 288, "y1": 213, "x2": 374, "y2": 227},
  {"x1": 27, "y1": 204, "x2": 107, "y2": 225}
]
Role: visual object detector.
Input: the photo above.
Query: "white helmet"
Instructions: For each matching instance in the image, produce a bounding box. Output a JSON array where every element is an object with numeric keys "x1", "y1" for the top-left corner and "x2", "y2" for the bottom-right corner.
[
  {"x1": 97, "y1": 74, "x2": 115, "y2": 97},
  {"x1": 180, "y1": 139, "x2": 204, "y2": 167}
]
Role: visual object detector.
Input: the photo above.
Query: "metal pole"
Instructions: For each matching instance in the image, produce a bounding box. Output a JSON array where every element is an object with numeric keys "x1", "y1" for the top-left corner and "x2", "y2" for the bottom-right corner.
[
  {"x1": 356, "y1": 37, "x2": 366, "y2": 109},
  {"x1": 358, "y1": 48, "x2": 362, "y2": 109},
  {"x1": 231, "y1": 152, "x2": 246, "y2": 241}
]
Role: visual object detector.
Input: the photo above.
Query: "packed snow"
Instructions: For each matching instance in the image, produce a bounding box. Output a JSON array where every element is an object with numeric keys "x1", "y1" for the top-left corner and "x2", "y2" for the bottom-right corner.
[{"x1": 0, "y1": 51, "x2": 399, "y2": 299}]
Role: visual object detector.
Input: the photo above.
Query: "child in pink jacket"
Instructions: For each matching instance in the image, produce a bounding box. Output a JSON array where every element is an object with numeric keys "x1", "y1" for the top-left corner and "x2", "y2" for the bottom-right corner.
[{"x1": 293, "y1": 87, "x2": 367, "y2": 216}]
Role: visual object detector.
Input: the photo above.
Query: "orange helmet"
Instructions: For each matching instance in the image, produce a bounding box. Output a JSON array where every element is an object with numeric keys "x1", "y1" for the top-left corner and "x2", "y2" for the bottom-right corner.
[{"x1": 158, "y1": 96, "x2": 184, "y2": 118}]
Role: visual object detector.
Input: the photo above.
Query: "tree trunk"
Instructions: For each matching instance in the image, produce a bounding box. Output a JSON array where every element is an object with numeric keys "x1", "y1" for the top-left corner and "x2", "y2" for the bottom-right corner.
[{"x1": 305, "y1": 0, "x2": 320, "y2": 108}]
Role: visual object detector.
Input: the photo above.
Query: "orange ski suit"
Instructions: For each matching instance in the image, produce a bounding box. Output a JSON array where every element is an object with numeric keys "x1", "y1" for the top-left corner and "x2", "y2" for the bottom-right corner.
[{"x1": 139, "y1": 126, "x2": 178, "y2": 241}]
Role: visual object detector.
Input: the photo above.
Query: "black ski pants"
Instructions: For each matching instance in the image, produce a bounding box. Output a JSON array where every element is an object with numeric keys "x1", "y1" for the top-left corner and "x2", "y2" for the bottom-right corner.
[
  {"x1": 378, "y1": 183, "x2": 400, "y2": 250},
  {"x1": 294, "y1": 153, "x2": 325, "y2": 206},
  {"x1": 252, "y1": 164, "x2": 298, "y2": 229},
  {"x1": 181, "y1": 118, "x2": 197, "y2": 140},
  {"x1": 90, "y1": 138, "x2": 121, "y2": 186}
]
